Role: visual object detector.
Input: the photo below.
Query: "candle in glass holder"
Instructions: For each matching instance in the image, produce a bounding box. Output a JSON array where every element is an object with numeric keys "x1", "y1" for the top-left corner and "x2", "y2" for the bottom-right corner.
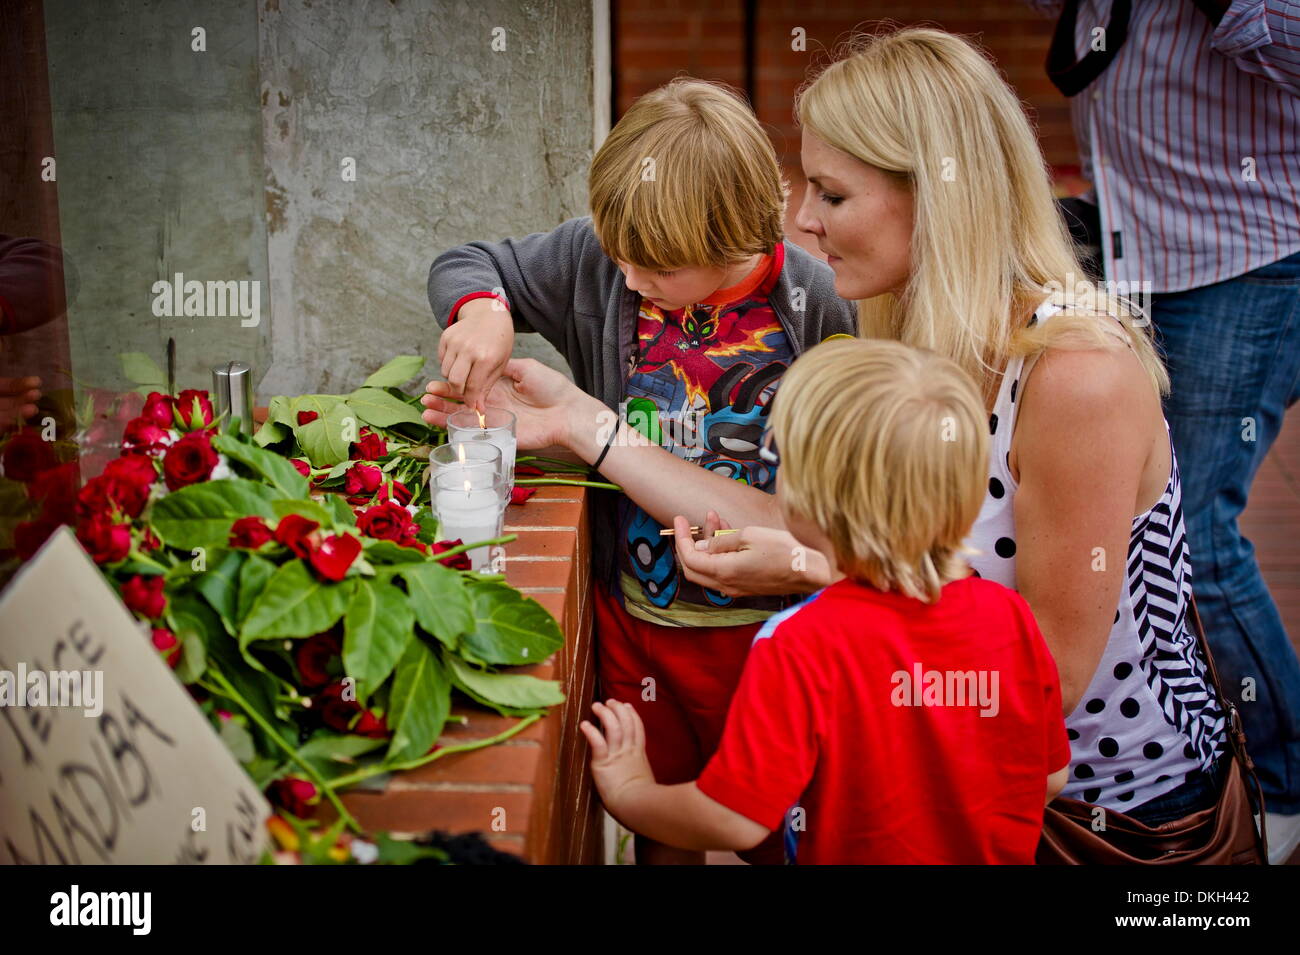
[
  {"x1": 432, "y1": 469, "x2": 506, "y2": 571},
  {"x1": 429, "y1": 441, "x2": 501, "y2": 488},
  {"x1": 448, "y1": 407, "x2": 517, "y2": 489}
]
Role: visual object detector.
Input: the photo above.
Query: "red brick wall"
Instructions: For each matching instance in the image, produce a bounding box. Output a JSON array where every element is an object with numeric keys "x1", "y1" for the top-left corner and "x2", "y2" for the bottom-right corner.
[{"x1": 614, "y1": 1, "x2": 1083, "y2": 247}]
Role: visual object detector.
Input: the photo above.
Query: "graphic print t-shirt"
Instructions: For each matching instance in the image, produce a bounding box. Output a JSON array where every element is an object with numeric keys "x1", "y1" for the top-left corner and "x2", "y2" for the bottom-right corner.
[{"x1": 616, "y1": 248, "x2": 795, "y2": 627}]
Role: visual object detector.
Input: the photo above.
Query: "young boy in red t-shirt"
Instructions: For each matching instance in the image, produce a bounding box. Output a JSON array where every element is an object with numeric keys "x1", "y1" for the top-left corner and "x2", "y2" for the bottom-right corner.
[{"x1": 580, "y1": 338, "x2": 1072, "y2": 864}]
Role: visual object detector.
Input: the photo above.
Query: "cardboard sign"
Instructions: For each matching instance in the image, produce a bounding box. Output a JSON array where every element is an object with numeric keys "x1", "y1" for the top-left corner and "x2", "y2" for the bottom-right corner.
[{"x1": 0, "y1": 528, "x2": 269, "y2": 864}]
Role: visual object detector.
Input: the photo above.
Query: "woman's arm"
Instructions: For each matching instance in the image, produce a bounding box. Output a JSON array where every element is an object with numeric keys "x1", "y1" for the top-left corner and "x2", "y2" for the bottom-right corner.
[{"x1": 1011, "y1": 345, "x2": 1157, "y2": 715}]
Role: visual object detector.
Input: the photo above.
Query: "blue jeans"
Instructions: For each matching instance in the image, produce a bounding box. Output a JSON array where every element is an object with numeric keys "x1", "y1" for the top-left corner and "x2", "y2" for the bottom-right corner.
[
  {"x1": 1151, "y1": 249, "x2": 1300, "y2": 814},
  {"x1": 1127, "y1": 755, "x2": 1228, "y2": 826}
]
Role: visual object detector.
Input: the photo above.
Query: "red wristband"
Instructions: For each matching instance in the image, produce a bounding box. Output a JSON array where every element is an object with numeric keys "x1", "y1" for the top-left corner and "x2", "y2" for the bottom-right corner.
[{"x1": 447, "y1": 290, "x2": 510, "y2": 326}]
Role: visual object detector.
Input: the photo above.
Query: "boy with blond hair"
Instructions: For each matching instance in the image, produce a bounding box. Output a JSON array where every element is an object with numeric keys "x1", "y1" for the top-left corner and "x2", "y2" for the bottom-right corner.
[
  {"x1": 425, "y1": 79, "x2": 855, "y2": 863},
  {"x1": 580, "y1": 339, "x2": 1072, "y2": 864}
]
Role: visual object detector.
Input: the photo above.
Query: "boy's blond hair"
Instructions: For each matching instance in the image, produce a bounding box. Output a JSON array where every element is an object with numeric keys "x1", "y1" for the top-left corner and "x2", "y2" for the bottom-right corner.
[
  {"x1": 771, "y1": 338, "x2": 987, "y2": 604},
  {"x1": 589, "y1": 78, "x2": 786, "y2": 271}
]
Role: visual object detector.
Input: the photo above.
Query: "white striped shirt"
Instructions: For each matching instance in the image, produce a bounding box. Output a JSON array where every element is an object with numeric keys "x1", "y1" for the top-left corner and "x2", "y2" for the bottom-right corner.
[{"x1": 1032, "y1": 0, "x2": 1300, "y2": 292}]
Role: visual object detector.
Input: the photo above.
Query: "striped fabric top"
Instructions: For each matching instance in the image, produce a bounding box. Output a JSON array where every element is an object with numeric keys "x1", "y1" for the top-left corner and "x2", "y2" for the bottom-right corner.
[
  {"x1": 964, "y1": 302, "x2": 1225, "y2": 810},
  {"x1": 1032, "y1": 0, "x2": 1300, "y2": 292}
]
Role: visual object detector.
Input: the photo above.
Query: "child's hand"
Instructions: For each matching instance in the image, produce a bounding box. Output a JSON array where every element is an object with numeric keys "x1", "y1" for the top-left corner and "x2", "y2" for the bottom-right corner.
[
  {"x1": 579, "y1": 700, "x2": 656, "y2": 809},
  {"x1": 437, "y1": 297, "x2": 515, "y2": 413}
]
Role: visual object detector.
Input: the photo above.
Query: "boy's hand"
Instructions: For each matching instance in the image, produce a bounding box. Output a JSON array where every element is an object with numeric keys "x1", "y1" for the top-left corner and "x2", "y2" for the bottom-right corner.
[
  {"x1": 437, "y1": 297, "x2": 515, "y2": 413},
  {"x1": 422, "y1": 357, "x2": 582, "y2": 450},
  {"x1": 579, "y1": 700, "x2": 656, "y2": 810}
]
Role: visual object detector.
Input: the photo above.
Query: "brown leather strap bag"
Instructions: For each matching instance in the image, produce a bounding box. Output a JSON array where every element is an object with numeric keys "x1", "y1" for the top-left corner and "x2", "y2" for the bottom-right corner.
[{"x1": 1037, "y1": 596, "x2": 1269, "y2": 864}]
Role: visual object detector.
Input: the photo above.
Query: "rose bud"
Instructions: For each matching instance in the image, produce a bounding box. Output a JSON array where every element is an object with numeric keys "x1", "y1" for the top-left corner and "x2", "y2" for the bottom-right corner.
[
  {"x1": 355, "y1": 501, "x2": 413, "y2": 544},
  {"x1": 14, "y1": 518, "x2": 61, "y2": 561},
  {"x1": 353, "y1": 710, "x2": 390, "y2": 739},
  {"x1": 76, "y1": 514, "x2": 132, "y2": 564},
  {"x1": 151, "y1": 627, "x2": 182, "y2": 668},
  {"x1": 104, "y1": 452, "x2": 159, "y2": 491},
  {"x1": 175, "y1": 389, "x2": 214, "y2": 431},
  {"x1": 510, "y1": 485, "x2": 537, "y2": 505},
  {"x1": 268, "y1": 777, "x2": 319, "y2": 818},
  {"x1": 351, "y1": 427, "x2": 387, "y2": 461},
  {"x1": 139, "y1": 526, "x2": 162, "y2": 551},
  {"x1": 430, "y1": 539, "x2": 472, "y2": 571},
  {"x1": 1, "y1": 428, "x2": 57, "y2": 483},
  {"x1": 377, "y1": 480, "x2": 412, "y2": 507},
  {"x1": 308, "y1": 532, "x2": 361, "y2": 582},
  {"x1": 274, "y1": 513, "x2": 320, "y2": 560},
  {"x1": 141, "y1": 391, "x2": 176, "y2": 428},
  {"x1": 162, "y1": 429, "x2": 219, "y2": 490},
  {"x1": 290, "y1": 458, "x2": 312, "y2": 477},
  {"x1": 515, "y1": 464, "x2": 545, "y2": 477},
  {"x1": 229, "y1": 515, "x2": 275, "y2": 549},
  {"x1": 295, "y1": 410, "x2": 319, "y2": 426},
  {"x1": 315, "y1": 681, "x2": 360, "y2": 732},
  {"x1": 343, "y1": 463, "x2": 383, "y2": 502},
  {"x1": 121, "y1": 416, "x2": 171, "y2": 456},
  {"x1": 121, "y1": 574, "x2": 167, "y2": 619},
  {"x1": 28, "y1": 461, "x2": 80, "y2": 514},
  {"x1": 76, "y1": 473, "x2": 150, "y2": 521},
  {"x1": 295, "y1": 630, "x2": 342, "y2": 688}
]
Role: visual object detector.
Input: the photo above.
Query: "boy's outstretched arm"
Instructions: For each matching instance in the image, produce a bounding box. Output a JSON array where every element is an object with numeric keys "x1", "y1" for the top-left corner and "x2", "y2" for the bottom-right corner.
[{"x1": 580, "y1": 700, "x2": 771, "y2": 853}]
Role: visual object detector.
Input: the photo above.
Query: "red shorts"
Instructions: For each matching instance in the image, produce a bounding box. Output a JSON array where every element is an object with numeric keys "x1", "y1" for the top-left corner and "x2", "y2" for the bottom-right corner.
[{"x1": 593, "y1": 585, "x2": 759, "y2": 785}]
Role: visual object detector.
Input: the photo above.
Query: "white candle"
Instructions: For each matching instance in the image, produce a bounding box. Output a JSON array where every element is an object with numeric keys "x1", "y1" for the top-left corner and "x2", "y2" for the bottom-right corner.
[
  {"x1": 455, "y1": 431, "x2": 516, "y2": 486},
  {"x1": 434, "y1": 485, "x2": 504, "y2": 570}
]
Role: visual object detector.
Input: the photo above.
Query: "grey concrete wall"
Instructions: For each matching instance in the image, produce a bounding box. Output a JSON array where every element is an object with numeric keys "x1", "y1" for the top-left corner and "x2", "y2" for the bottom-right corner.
[
  {"x1": 258, "y1": 0, "x2": 595, "y2": 397},
  {"x1": 43, "y1": 0, "x2": 270, "y2": 396}
]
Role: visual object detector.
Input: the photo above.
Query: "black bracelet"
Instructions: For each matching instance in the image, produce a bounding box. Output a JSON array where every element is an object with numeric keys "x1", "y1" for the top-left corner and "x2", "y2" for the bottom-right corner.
[{"x1": 593, "y1": 417, "x2": 621, "y2": 472}]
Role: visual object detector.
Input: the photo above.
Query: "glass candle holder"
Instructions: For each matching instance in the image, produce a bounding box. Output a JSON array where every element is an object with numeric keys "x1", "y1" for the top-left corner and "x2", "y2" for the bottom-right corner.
[
  {"x1": 432, "y1": 468, "x2": 507, "y2": 571},
  {"x1": 428, "y1": 441, "x2": 501, "y2": 486},
  {"x1": 447, "y1": 407, "x2": 517, "y2": 490}
]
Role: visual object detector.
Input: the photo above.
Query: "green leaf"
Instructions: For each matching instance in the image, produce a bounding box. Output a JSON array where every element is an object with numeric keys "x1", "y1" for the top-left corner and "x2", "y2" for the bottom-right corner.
[
  {"x1": 347, "y1": 387, "x2": 428, "y2": 429},
  {"x1": 397, "y1": 563, "x2": 473, "y2": 650},
  {"x1": 344, "y1": 578, "x2": 415, "y2": 701},
  {"x1": 202, "y1": 629, "x2": 295, "y2": 756},
  {"x1": 174, "y1": 627, "x2": 208, "y2": 684},
  {"x1": 297, "y1": 731, "x2": 387, "y2": 781},
  {"x1": 236, "y1": 554, "x2": 276, "y2": 624},
  {"x1": 166, "y1": 593, "x2": 222, "y2": 681},
  {"x1": 361, "y1": 539, "x2": 428, "y2": 564},
  {"x1": 119, "y1": 351, "x2": 165, "y2": 387},
  {"x1": 385, "y1": 638, "x2": 450, "y2": 764},
  {"x1": 296, "y1": 401, "x2": 355, "y2": 467},
  {"x1": 373, "y1": 832, "x2": 448, "y2": 865},
  {"x1": 252, "y1": 419, "x2": 289, "y2": 448},
  {"x1": 213, "y1": 434, "x2": 309, "y2": 497},
  {"x1": 326, "y1": 493, "x2": 357, "y2": 529},
  {"x1": 241, "y1": 561, "x2": 352, "y2": 642},
  {"x1": 271, "y1": 498, "x2": 333, "y2": 526},
  {"x1": 194, "y1": 549, "x2": 246, "y2": 635},
  {"x1": 218, "y1": 716, "x2": 256, "y2": 763},
  {"x1": 459, "y1": 579, "x2": 565, "y2": 666},
  {"x1": 362, "y1": 355, "x2": 425, "y2": 389},
  {"x1": 151, "y1": 478, "x2": 281, "y2": 550},
  {"x1": 265, "y1": 395, "x2": 297, "y2": 427},
  {"x1": 444, "y1": 652, "x2": 564, "y2": 710}
]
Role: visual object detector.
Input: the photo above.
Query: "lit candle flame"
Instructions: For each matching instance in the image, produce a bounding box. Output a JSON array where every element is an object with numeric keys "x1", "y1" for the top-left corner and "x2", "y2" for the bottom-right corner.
[
  {"x1": 476, "y1": 409, "x2": 486, "y2": 430},
  {"x1": 463, "y1": 478, "x2": 472, "y2": 498},
  {"x1": 457, "y1": 443, "x2": 466, "y2": 464}
]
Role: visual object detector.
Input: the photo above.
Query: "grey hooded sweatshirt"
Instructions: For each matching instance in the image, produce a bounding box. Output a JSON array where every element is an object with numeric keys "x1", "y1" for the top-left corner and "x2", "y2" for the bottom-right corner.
[{"x1": 427, "y1": 216, "x2": 857, "y2": 600}]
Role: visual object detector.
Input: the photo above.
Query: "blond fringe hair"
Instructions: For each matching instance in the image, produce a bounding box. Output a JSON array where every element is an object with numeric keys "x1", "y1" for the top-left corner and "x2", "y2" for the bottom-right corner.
[
  {"x1": 589, "y1": 78, "x2": 787, "y2": 271},
  {"x1": 772, "y1": 338, "x2": 987, "y2": 603},
  {"x1": 795, "y1": 26, "x2": 1169, "y2": 397}
]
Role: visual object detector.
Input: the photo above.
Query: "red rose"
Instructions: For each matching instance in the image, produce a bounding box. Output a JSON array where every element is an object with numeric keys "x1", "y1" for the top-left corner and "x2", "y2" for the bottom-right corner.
[
  {"x1": 353, "y1": 710, "x2": 389, "y2": 739},
  {"x1": 268, "y1": 777, "x2": 318, "y2": 818},
  {"x1": 344, "y1": 463, "x2": 383, "y2": 502},
  {"x1": 142, "y1": 391, "x2": 176, "y2": 428},
  {"x1": 355, "y1": 501, "x2": 413, "y2": 543},
  {"x1": 139, "y1": 526, "x2": 162, "y2": 551},
  {"x1": 175, "y1": 389, "x2": 214, "y2": 431},
  {"x1": 1, "y1": 429, "x2": 57, "y2": 483},
  {"x1": 162, "y1": 429, "x2": 218, "y2": 490},
  {"x1": 290, "y1": 458, "x2": 311, "y2": 477},
  {"x1": 14, "y1": 518, "x2": 61, "y2": 560},
  {"x1": 104, "y1": 453, "x2": 158, "y2": 491},
  {"x1": 308, "y1": 533, "x2": 361, "y2": 581},
  {"x1": 296, "y1": 410, "x2": 319, "y2": 426},
  {"x1": 377, "y1": 480, "x2": 412, "y2": 507},
  {"x1": 28, "y1": 461, "x2": 80, "y2": 515},
  {"x1": 274, "y1": 513, "x2": 320, "y2": 559},
  {"x1": 430, "y1": 539, "x2": 471, "y2": 571},
  {"x1": 76, "y1": 473, "x2": 151, "y2": 520},
  {"x1": 152, "y1": 627, "x2": 182, "y2": 668},
  {"x1": 295, "y1": 630, "x2": 342, "y2": 688},
  {"x1": 229, "y1": 515, "x2": 274, "y2": 549},
  {"x1": 121, "y1": 574, "x2": 167, "y2": 619},
  {"x1": 351, "y1": 427, "x2": 387, "y2": 461},
  {"x1": 510, "y1": 485, "x2": 537, "y2": 505},
  {"x1": 121, "y1": 416, "x2": 171, "y2": 455},
  {"x1": 515, "y1": 464, "x2": 545, "y2": 477},
  {"x1": 76, "y1": 514, "x2": 132, "y2": 564}
]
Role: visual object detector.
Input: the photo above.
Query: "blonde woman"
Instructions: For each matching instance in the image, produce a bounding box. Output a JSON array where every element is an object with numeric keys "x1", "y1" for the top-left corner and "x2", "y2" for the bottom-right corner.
[{"x1": 424, "y1": 27, "x2": 1229, "y2": 831}]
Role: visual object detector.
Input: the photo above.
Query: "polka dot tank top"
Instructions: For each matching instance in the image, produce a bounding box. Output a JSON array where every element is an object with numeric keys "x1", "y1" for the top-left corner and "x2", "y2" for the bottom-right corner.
[{"x1": 963, "y1": 302, "x2": 1225, "y2": 811}]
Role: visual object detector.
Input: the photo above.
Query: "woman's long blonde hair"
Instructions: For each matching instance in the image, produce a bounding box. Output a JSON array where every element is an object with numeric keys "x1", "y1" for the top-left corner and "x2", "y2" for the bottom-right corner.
[{"x1": 796, "y1": 26, "x2": 1168, "y2": 395}]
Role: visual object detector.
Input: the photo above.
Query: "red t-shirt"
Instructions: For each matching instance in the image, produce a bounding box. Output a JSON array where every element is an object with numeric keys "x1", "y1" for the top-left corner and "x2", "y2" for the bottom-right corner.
[{"x1": 696, "y1": 575, "x2": 1071, "y2": 864}]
